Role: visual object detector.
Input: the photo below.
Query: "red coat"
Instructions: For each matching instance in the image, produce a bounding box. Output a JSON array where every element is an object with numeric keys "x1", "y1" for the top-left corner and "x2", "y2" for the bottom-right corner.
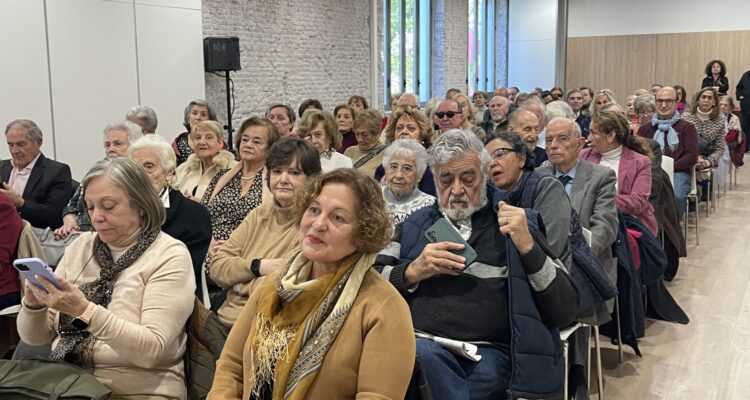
[
  {"x1": 580, "y1": 146, "x2": 658, "y2": 235},
  {"x1": 0, "y1": 193, "x2": 22, "y2": 297}
]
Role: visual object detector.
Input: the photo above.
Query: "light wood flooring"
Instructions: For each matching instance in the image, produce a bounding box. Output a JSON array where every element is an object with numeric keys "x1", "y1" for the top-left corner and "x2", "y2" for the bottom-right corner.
[{"x1": 598, "y1": 162, "x2": 750, "y2": 399}]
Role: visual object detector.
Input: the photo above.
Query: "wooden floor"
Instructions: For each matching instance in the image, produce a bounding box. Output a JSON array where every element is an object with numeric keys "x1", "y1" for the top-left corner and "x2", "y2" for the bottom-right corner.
[{"x1": 599, "y1": 161, "x2": 750, "y2": 399}]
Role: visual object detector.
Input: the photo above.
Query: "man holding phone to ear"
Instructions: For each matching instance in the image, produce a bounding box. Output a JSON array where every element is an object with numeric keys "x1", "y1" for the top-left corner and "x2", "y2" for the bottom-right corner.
[{"x1": 375, "y1": 129, "x2": 579, "y2": 400}]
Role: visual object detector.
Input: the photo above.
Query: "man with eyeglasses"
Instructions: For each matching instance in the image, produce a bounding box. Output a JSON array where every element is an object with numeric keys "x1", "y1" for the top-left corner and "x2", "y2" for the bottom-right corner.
[
  {"x1": 508, "y1": 109, "x2": 547, "y2": 167},
  {"x1": 435, "y1": 99, "x2": 464, "y2": 135},
  {"x1": 638, "y1": 87, "x2": 698, "y2": 218},
  {"x1": 537, "y1": 116, "x2": 618, "y2": 399}
]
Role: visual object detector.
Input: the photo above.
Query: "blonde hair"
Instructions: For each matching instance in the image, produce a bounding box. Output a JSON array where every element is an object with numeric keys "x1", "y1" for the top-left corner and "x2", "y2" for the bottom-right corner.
[{"x1": 190, "y1": 120, "x2": 226, "y2": 142}]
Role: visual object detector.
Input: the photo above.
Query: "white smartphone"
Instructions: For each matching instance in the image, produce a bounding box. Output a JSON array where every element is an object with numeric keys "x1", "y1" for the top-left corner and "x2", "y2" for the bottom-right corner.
[{"x1": 13, "y1": 257, "x2": 63, "y2": 292}]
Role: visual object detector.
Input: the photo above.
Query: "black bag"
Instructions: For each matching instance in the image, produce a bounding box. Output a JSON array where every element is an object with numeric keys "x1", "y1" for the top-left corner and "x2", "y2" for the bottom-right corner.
[{"x1": 0, "y1": 359, "x2": 111, "y2": 399}]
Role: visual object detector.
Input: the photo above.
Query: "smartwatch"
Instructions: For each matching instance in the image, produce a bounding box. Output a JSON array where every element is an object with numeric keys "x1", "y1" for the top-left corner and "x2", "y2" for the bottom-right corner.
[
  {"x1": 72, "y1": 301, "x2": 97, "y2": 330},
  {"x1": 250, "y1": 258, "x2": 262, "y2": 277}
]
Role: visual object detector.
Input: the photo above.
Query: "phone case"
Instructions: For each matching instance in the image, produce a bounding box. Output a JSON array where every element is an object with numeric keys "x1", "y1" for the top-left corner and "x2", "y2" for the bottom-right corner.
[
  {"x1": 13, "y1": 257, "x2": 62, "y2": 292},
  {"x1": 424, "y1": 218, "x2": 478, "y2": 267}
]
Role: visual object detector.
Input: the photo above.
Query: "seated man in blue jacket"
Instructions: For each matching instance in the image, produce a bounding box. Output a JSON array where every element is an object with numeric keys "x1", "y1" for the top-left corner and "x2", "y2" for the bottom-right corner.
[{"x1": 375, "y1": 129, "x2": 579, "y2": 400}]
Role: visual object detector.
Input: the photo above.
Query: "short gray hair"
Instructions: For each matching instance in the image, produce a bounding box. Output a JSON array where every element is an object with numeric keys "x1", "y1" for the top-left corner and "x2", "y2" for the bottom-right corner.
[
  {"x1": 429, "y1": 129, "x2": 490, "y2": 178},
  {"x1": 103, "y1": 121, "x2": 143, "y2": 145},
  {"x1": 5, "y1": 119, "x2": 43, "y2": 141},
  {"x1": 634, "y1": 94, "x2": 655, "y2": 114},
  {"x1": 548, "y1": 116, "x2": 581, "y2": 138},
  {"x1": 183, "y1": 99, "x2": 218, "y2": 129},
  {"x1": 126, "y1": 105, "x2": 158, "y2": 133},
  {"x1": 520, "y1": 98, "x2": 548, "y2": 124},
  {"x1": 382, "y1": 139, "x2": 430, "y2": 179},
  {"x1": 82, "y1": 158, "x2": 165, "y2": 233},
  {"x1": 128, "y1": 134, "x2": 176, "y2": 172},
  {"x1": 545, "y1": 100, "x2": 576, "y2": 120}
]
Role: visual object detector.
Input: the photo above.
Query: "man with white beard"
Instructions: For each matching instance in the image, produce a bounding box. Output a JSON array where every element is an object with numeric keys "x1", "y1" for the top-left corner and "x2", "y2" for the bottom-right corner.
[{"x1": 374, "y1": 129, "x2": 579, "y2": 399}]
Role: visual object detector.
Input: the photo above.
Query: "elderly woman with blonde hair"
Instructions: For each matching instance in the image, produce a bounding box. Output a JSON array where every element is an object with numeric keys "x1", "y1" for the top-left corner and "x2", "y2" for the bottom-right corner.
[
  {"x1": 451, "y1": 92, "x2": 486, "y2": 140},
  {"x1": 18, "y1": 158, "x2": 195, "y2": 399},
  {"x1": 208, "y1": 168, "x2": 415, "y2": 399},
  {"x1": 174, "y1": 120, "x2": 236, "y2": 202}
]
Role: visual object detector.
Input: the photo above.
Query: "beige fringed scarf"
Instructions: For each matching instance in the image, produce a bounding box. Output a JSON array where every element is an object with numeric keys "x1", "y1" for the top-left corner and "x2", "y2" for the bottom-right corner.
[{"x1": 247, "y1": 249, "x2": 375, "y2": 400}]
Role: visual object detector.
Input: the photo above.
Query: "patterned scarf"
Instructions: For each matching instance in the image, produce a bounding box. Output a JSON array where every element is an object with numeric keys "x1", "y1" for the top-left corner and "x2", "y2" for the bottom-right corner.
[
  {"x1": 651, "y1": 111, "x2": 682, "y2": 152},
  {"x1": 248, "y1": 250, "x2": 374, "y2": 400},
  {"x1": 50, "y1": 229, "x2": 160, "y2": 370}
]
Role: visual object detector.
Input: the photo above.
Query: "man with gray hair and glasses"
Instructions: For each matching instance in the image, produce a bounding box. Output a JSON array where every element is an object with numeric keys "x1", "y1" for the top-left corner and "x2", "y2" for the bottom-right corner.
[
  {"x1": 1, "y1": 119, "x2": 73, "y2": 229},
  {"x1": 374, "y1": 129, "x2": 578, "y2": 399}
]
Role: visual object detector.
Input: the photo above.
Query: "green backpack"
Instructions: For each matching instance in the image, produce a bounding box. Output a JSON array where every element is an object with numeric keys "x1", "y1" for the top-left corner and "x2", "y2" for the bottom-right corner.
[{"x1": 0, "y1": 359, "x2": 111, "y2": 399}]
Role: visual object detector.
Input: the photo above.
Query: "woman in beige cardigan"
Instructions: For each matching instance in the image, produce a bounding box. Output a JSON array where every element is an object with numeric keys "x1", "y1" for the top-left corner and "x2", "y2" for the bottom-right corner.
[
  {"x1": 208, "y1": 169, "x2": 416, "y2": 400},
  {"x1": 18, "y1": 158, "x2": 195, "y2": 399},
  {"x1": 174, "y1": 120, "x2": 236, "y2": 201},
  {"x1": 210, "y1": 137, "x2": 322, "y2": 327}
]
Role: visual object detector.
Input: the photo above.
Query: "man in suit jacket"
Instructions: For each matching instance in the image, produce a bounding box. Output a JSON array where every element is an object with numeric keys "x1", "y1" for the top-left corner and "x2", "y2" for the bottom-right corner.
[
  {"x1": 1, "y1": 119, "x2": 73, "y2": 229},
  {"x1": 537, "y1": 116, "x2": 619, "y2": 398}
]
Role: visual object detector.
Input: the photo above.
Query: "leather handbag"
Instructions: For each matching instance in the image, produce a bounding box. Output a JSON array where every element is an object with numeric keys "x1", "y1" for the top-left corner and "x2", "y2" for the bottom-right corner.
[
  {"x1": 0, "y1": 359, "x2": 111, "y2": 399},
  {"x1": 31, "y1": 227, "x2": 80, "y2": 268}
]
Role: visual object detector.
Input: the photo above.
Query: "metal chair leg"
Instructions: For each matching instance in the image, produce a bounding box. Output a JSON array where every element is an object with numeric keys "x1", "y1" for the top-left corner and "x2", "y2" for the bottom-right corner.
[
  {"x1": 563, "y1": 339, "x2": 569, "y2": 400},
  {"x1": 594, "y1": 325, "x2": 604, "y2": 400},
  {"x1": 615, "y1": 297, "x2": 623, "y2": 364}
]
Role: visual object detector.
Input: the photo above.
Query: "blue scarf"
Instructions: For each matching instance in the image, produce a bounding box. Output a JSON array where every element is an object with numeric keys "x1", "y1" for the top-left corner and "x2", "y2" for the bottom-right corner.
[{"x1": 651, "y1": 112, "x2": 681, "y2": 152}]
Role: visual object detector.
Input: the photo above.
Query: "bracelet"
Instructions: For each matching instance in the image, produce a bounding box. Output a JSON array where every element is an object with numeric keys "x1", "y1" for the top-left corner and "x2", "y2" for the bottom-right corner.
[{"x1": 250, "y1": 258, "x2": 262, "y2": 277}]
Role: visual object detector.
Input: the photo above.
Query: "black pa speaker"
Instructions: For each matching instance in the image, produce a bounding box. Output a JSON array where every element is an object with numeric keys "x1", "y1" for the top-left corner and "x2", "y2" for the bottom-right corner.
[{"x1": 203, "y1": 36, "x2": 241, "y2": 72}]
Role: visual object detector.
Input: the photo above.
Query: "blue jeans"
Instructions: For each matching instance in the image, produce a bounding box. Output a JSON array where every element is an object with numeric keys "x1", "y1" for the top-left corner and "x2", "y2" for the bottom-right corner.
[
  {"x1": 673, "y1": 171, "x2": 691, "y2": 218},
  {"x1": 416, "y1": 338, "x2": 512, "y2": 400}
]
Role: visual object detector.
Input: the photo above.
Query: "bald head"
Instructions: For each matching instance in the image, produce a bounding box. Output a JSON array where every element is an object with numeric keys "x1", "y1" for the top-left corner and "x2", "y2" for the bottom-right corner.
[
  {"x1": 508, "y1": 109, "x2": 540, "y2": 150},
  {"x1": 655, "y1": 87, "x2": 678, "y2": 119}
]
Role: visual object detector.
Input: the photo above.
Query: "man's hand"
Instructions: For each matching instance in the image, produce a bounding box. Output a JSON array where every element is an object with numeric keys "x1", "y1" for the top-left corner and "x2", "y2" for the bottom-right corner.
[
  {"x1": 0, "y1": 183, "x2": 24, "y2": 208},
  {"x1": 497, "y1": 201, "x2": 534, "y2": 255},
  {"x1": 404, "y1": 242, "x2": 466, "y2": 286}
]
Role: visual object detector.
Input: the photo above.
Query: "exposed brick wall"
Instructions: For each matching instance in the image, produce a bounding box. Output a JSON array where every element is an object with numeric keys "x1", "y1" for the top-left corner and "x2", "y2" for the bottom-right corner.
[
  {"x1": 432, "y1": 0, "x2": 468, "y2": 99},
  {"x1": 202, "y1": 0, "x2": 379, "y2": 126}
]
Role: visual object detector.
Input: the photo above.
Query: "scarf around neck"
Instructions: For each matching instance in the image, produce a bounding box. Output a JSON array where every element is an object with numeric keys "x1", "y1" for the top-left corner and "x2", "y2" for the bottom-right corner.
[
  {"x1": 50, "y1": 229, "x2": 159, "y2": 370},
  {"x1": 249, "y1": 250, "x2": 374, "y2": 400},
  {"x1": 651, "y1": 111, "x2": 681, "y2": 152}
]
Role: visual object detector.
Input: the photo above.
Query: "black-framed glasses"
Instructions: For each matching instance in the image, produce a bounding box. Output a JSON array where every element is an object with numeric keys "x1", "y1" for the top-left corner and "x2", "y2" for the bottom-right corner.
[
  {"x1": 435, "y1": 111, "x2": 462, "y2": 119},
  {"x1": 490, "y1": 147, "x2": 517, "y2": 159}
]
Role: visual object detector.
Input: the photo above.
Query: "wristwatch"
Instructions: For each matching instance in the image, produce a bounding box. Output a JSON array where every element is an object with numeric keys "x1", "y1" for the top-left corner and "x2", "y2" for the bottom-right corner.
[
  {"x1": 250, "y1": 258, "x2": 262, "y2": 277},
  {"x1": 72, "y1": 301, "x2": 97, "y2": 330}
]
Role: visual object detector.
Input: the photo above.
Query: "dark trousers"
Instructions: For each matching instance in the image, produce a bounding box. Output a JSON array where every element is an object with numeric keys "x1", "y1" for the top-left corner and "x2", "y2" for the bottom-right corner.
[{"x1": 416, "y1": 338, "x2": 512, "y2": 400}]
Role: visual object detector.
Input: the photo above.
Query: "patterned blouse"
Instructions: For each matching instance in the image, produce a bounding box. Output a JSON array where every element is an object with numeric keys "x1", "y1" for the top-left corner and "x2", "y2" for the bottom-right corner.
[
  {"x1": 174, "y1": 132, "x2": 194, "y2": 166},
  {"x1": 201, "y1": 169, "x2": 264, "y2": 241}
]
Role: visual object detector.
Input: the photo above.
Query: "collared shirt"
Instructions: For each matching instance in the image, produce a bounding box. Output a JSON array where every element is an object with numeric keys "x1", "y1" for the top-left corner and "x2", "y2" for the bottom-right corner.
[
  {"x1": 160, "y1": 187, "x2": 171, "y2": 209},
  {"x1": 537, "y1": 127, "x2": 547, "y2": 149},
  {"x1": 554, "y1": 162, "x2": 578, "y2": 197},
  {"x1": 9, "y1": 153, "x2": 41, "y2": 195}
]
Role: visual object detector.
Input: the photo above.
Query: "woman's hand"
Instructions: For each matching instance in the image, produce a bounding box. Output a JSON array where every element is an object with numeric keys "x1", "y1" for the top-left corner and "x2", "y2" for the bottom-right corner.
[
  {"x1": 25, "y1": 276, "x2": 89, "y2": 317},
  {"x1": 54, "y1": 216, "x2": 80, "y2": 240},
  {"x1": 208, "y1": 239, "x2": 228, "y2": 256},
  {"x1": 259, "y1": 258, "x2": 285, "y2": 276},
  {"x1": 497, "y1": 201, "x2": 534, "y2": 255}
]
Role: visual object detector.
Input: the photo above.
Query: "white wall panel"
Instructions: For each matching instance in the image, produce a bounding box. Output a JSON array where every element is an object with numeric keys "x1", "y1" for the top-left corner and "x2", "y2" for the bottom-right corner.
[
  {"x1": 508, "y1": 0, "x2": 557, "y2": 91},
  {"x1": 0, "y1": 0, "x2": 54, "y2": 161},
  {"x1": 569, "y1": 0, "x2": 750, "y2": 37},
  {"x1": 135, "y1": 0, "x2": 201, "y2": 9},
  {"x1": 46, "y1": 0, "x2": 139, "y2": 179},
  {"x1": 135, "y1": 3, "x2": 204, "y2": 139}
]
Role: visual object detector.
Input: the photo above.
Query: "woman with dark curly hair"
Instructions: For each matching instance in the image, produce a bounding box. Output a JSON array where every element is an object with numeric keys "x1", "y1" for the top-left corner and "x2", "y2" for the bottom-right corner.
[
  {"x1": 701, "y1": 59, "x2": 729, "y2": 96},
  {"x1": 209, "y1": 168, "x2": 416, "y2": 400}
]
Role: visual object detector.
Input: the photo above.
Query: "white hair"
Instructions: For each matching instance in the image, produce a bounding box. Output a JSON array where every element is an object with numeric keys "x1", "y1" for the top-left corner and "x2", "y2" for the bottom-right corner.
[
  {"x1": 128, "y1": 134, "x2": 176, "y2": 172},
  {"x1": 103, "y1": 120, "x2": 143, "y2": 145},
  {"x1": 545, "y1": 100, "x2": 576, "y2": 120},
  {"x1": 382, "y1": 139, "x2": 429, "y2": 178},
  {"x1": 125, "y1": 105, "x2": 158, "y2": 133},
  {"x1": 429, "y1": 128, "x2": 490, "y2": 180}
]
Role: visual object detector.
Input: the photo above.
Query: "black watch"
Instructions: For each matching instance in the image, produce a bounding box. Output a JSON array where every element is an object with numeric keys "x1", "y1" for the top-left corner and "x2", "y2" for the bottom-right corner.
[{"x1": 250, "y1": 258, "x2": 262, "y2": 277}]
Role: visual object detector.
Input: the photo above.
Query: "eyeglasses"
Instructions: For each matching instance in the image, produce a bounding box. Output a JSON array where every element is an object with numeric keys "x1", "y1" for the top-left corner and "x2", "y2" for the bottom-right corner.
[
  {"x1": 655, "y1": 99, "x2": 676, "y2": 105},
  {"x1": 435, "y1": 111, "x2": 462, "y2": 119},
  {"x1": 490, "y1": 147, "x2": 517, "y2": 159}
]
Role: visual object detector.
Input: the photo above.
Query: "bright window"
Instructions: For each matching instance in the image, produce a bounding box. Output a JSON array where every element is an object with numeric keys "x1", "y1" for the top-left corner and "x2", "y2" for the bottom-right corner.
[
  {"x1": 468, "y1": 0, "x2": 496, "y2": 96},
  {"x1": 383, "y1": 0, "x2": 432, "y2": 108}
]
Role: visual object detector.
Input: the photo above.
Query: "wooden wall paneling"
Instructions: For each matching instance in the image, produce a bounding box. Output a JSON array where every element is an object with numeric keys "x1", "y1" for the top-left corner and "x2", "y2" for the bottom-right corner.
[
  {"x1": 604, "y1": 34, "x2": 657, "y2": 105},
  {"x1": 565, "y1": 36, "x2": 606, "y2": 93},
  {"x1": 655, "y1": 32, "x2": 711, "y2": 103}
]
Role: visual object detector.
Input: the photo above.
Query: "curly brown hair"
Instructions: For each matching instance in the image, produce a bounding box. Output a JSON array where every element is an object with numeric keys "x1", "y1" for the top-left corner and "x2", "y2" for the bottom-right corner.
[
  {"x1": 383, "y1": 107, "x2": 433, "y2": 147},
  {"x1": 294, "y1": 168, "x2": 393, "y2": 254}
]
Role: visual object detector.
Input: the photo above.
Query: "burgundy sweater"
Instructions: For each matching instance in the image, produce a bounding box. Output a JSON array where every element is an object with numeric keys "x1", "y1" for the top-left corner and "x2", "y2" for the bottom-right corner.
[
  {"x1": 638, "y1": 119, "x2": 699, "y2": 174},
  {"x1": 0, "y1": 193, "x2": 22, "y2": 297}
]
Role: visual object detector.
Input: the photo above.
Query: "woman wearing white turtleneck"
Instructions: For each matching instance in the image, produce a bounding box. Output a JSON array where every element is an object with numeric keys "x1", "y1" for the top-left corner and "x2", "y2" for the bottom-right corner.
[
  {"x1": 581, "y1": 111, "x2": 658, "y2": 235},
  {"x1": 381, "y1": 139, "x2": 435, "y2": 226}
]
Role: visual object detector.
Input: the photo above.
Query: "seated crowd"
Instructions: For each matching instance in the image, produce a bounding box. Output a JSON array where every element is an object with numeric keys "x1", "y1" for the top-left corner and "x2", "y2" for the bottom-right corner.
[{"x1": 0, "y1": 70, "x2": 746, "y2": 399}]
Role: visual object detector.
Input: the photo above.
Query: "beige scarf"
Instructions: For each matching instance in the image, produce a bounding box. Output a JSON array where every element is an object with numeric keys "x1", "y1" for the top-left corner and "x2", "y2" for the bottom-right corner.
[{"x1": 248, "y1": 250, "x2": 375, "y2": 400}]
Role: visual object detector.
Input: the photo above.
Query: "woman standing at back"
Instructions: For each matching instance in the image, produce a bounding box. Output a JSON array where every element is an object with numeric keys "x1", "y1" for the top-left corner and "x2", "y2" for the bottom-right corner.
[{"x1": 701, "y1": 59, "x2": 729, "y2": 96}]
